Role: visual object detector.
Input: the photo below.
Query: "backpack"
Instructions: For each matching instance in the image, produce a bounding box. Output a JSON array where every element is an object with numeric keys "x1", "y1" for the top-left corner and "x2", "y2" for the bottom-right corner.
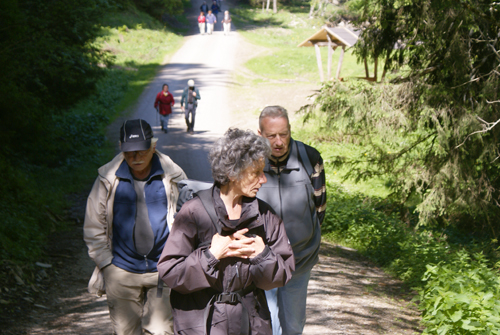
[{"x1": 296, "y1": 140, "x2": 314, "y2": 179}]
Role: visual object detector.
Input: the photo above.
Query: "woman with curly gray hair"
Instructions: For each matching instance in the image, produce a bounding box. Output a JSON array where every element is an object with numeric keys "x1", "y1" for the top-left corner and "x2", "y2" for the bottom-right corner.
[{"x1": 158, "y1": 128, "x2": 295, "y2": 335}]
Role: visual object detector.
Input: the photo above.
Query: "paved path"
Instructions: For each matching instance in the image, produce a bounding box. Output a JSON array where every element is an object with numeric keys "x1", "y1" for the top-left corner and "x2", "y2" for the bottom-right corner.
[{"x1": 125, "y1": 5, "x2": 240, "y2": 181}]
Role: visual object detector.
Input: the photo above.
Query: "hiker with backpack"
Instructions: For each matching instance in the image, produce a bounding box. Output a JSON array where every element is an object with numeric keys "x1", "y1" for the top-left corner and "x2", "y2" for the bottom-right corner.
[
  {"x1": 157, "y1": 128, "x2": 295, "y2": 335},
  {"x1": 256, "y1": 106, "x2": 327, "y2": 335},
  {"x1": 180, "y1": 79, "x2": 201, "y2": 134}
]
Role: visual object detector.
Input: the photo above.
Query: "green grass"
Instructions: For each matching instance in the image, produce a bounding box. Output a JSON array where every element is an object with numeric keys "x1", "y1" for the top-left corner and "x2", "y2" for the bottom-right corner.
[
  {"x1": 94, "y1": 10, "x2": 184, "y2": 115},
  {"x1": 232, "y1": 5, "x2": 381, "y2": 83},
  {"x1": 0, "y1": 6, "x2": 184, "y2": 266}
]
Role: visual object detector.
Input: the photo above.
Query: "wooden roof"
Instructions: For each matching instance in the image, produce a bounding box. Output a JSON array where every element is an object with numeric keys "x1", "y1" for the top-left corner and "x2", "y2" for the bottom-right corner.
[{"x1": 298, "y1": 26, "x2": 361, "y2": 48}]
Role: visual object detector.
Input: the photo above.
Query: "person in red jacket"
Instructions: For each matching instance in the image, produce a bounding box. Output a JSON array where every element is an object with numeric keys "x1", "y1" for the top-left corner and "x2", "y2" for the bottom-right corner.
[
  {"x1": 198, "y1": 11, "x2": 206, "y2": 35},
  {"x1": 154, "y1": 83, "x2": 174, "y2": 133}
]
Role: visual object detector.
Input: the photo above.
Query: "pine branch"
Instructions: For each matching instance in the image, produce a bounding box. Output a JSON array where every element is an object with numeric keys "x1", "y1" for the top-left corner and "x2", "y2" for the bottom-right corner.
[{"x1": 456, "y1": 117, "x2": 500, "y2": 149}]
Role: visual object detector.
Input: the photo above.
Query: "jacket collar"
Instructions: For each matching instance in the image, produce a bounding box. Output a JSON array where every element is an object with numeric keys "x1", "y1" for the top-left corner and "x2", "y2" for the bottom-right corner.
[
  {"x1": 98, "y1": 150, "x2": 185, "y2": 185},
  {"x1": 115, "y1": 153, "x2": 164, "y2": 182},
  {"x1": 212, "y1": 185, "x2": 262, "y2": 233},
  {"x1": 264, "y1": 138, "x2": 300, "y2": 173}
]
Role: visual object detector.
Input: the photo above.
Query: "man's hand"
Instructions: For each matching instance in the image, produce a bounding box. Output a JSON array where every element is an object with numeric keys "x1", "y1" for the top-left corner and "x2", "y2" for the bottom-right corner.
[
  {"x1": 209, "y1": 228, "x2": 265, "y2": 260},
  {"x1": 192, "y1": 92, "x2": 197, "y2": 97}
]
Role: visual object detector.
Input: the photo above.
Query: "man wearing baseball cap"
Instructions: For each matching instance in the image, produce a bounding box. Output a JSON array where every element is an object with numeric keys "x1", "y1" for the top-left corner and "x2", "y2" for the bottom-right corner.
[{"x1": 84, "y1": 119, "x2": 187, "y2": 335}]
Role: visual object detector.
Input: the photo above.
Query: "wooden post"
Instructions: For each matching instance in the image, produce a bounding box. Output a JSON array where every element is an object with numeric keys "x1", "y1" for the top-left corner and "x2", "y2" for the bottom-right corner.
[
  {"x1": 314, "y1": 43, "x2": 324, "y2": 82},
  {"x1": 364, "y1": 57, "x2": 369, "y2": 79},
  {"x1": 374, "y1": 57, "x2": 378, "y2": 82},
  {"x1": 262, "y1": 1, "x2": 265, "y2": 12},
  {"x1": 327, "y1": 35, "x2": 333, "y2": 80},
  {"x1": 335, "y1": 45, "x2": 345, "y2": 80}
]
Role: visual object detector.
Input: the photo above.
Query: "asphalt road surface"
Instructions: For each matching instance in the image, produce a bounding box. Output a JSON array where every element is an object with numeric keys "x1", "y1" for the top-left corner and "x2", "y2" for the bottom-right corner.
[{"x1": 131, "y1": 7, "x2": 240, "y2": 182}]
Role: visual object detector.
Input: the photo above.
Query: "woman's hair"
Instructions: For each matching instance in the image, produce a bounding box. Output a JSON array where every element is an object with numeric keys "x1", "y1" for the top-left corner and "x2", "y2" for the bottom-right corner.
[{"x1": 210, "y1": 128, "x2": 271, "y2": 185}]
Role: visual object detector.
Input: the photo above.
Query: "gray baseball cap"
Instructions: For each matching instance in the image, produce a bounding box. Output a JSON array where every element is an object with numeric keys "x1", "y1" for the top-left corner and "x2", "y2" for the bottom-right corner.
[{"x1": 119, "y1": 119, "x2": 153, "y2": 152}]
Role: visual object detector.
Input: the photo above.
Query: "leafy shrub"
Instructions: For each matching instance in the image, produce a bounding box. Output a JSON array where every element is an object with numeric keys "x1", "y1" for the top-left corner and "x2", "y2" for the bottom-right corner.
[
  {"x1": 322, "y1": 181, "x2": 500, "y2": 333},
  {"x1": 322, "y1": 183, "x2": 408, "y2": 267},
  {"x1": 417, "y1": 250, "x2": 500, "y2": 334},
  {"x1": 0, "y1": 69, "x2": 128, "y2": 263}
]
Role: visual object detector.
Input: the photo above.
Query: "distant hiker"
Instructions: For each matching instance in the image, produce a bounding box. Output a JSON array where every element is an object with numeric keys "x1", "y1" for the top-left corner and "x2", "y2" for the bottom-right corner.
[
  {"x1": 205, "y1": 10, "x2": 216, "y2": 34},
  {"x1": 180, "y1": 79, "x2": 201, "y2": 134},
  {"x1": 157, "y1": 128, "x2": 295, "y2": 335},
  {"x1": 221, "y1": 10, "x2": 232, "y2": 35},
  {"x1": 154, "y1": 83, "x2": 174, "y2": 133},
  {"x1": 211, "y1": 1, "x2": 220, "y2": 20},
  {"x1": 200, "y1": 1, "x2": 208, "y2": 15},
  {"x1": 257, "y1": 106, "x2": 327, "y2": 335},
  {"x1": 84, "y1": 119, "x2": 187, "y2": 335},
  {"x1": 198, "y1": 11, "x2": 206, "y2": 35}
]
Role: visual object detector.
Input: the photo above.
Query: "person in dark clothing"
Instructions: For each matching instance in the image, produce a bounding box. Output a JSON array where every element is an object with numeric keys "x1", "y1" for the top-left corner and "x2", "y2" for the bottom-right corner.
[
  {"x1": 211, "y1": 1, "x2": 220, "y2": 20},
  {"x1": 158, "y1": 128, "x2": 295, "y2": 335},
  {"x1": 200, "y1": 1, "x2": 208, "y2": 14},
  {"x1": 180, "y1": 79, "x2": 201, "y2": 134}
]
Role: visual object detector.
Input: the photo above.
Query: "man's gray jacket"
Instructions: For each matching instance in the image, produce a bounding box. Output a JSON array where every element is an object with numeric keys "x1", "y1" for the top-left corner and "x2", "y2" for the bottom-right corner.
[{"x1": 257, "y1": 139, "x2": 321, "y2": 275}]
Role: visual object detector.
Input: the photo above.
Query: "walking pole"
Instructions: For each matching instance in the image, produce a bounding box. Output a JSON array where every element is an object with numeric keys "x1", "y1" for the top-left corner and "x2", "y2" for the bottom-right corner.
[{"x1": 156, "y1": 105, "x2": 160, "y2": 128}]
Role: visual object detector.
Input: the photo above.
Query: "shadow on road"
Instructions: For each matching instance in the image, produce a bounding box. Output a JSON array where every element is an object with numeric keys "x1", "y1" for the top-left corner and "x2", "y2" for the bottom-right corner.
[{"x1": 304, "y1": 243, "x2": 422, "y2": 334}]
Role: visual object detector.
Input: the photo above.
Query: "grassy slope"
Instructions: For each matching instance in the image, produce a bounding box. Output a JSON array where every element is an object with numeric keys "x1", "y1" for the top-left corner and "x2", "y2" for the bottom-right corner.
[{"x1": 95, "y1": 9, "x2": 184, "y2": 116}]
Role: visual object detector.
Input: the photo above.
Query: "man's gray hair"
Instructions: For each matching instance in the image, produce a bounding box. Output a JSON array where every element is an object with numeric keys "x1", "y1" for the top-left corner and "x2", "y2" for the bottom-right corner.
[
  {"x1": 210, "y1": 128, "x2": 271, "y2": 185},
  {"x1": 259, "y1": 105, "x2": 289, "y2": 131}
]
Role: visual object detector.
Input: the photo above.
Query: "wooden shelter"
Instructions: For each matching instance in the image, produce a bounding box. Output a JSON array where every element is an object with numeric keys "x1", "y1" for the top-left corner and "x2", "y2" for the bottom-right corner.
[{"x1": 298, "y1": 26, "x2": 371, "y2": 82}]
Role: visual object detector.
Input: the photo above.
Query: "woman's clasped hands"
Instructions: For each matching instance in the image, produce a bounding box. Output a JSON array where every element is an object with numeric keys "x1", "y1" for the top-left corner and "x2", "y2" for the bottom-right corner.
[{"x1": 209, "y1": 228, "x2": 265, "y2": 260}]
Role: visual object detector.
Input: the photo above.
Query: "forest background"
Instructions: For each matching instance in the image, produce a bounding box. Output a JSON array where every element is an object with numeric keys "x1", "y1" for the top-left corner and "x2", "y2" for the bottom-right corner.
[{"x1": 0, "y1": 0, "x2": 499, "y2": 334}]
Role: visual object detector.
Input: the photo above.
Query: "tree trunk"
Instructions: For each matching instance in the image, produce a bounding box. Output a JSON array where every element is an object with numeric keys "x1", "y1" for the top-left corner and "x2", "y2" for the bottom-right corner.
[
  {"x1": 273, "y1": 0, "x2": 277, "y2": 13},
  {"x1": 266, "y1": 0, "x2": 270, "y2": 11},
  {"x1": 309, "y1": 2, "x2": 315, "y2": 17},
  {"x1": 364, "y1": 58, "x2": 369, "y2": 78}
]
